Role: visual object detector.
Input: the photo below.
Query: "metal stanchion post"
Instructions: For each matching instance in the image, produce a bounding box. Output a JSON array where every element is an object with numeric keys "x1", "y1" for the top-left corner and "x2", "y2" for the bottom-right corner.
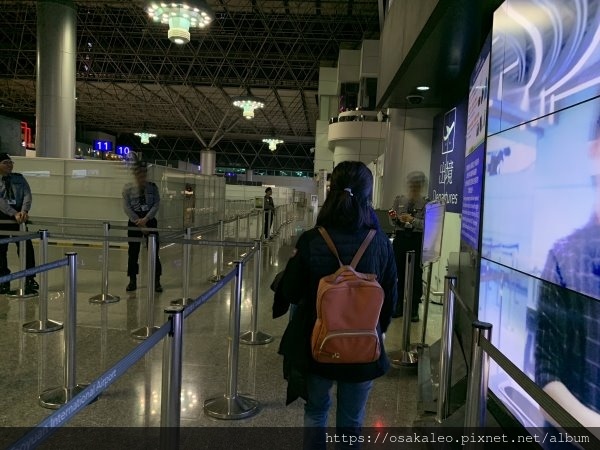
[
  {"x1": 90, "y1": 222, "x2": 120, "y2": 304},
  {"x1": 255, "y1": 211, "x2": 261, "y2": 240},
  {"x1": 171, "y1": 228, "x2": 193, "y2": 306},
  {"x1": 214, "y1": 220, "x2": 225, "y2": 282},
  {"x1": 420, "y1": 263, "x2": 434, "y2": 346},
  {"x1": 246, "y1": 213, "x2": 250, "y2": 240},
  {"x1": 160, "y1": 305, "x2": 184, "y2": 449},
  {"x1": 235, "y1": 215, "x2": 240, "y2": 260},
  {"x1": 436, "y1": 276, "x2": 457, "y2": 423},
  {"x1": 204, "y1": 261, "x2": 259, "y2": 419},
  {"x1": 40, "y1": 253, "x2": 90, "y2": 408},
  {"x1": 23, "y1": 230, "x2": 63, "y2": 333},
  {"x1": 391, "y1": 251, "x2": 418, "y2": 367},
  {"x1": 7, "y1": 222, "x2": 36, "y2": 299},
  {"x1": 131, "y1": 234, "x2": 159, "y2": 340},
  {"x1": 241, "y1": 240, "x2": 273, "y2": 345},
  {"x1": 464, "y1": 321, "x2": 492, "y2": 428}
]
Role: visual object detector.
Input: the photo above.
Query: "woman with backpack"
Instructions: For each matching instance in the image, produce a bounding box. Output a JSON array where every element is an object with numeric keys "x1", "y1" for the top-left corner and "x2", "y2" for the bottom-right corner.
[{"x1": 278, "y1": 161, "x2": 398, "y2": 449}]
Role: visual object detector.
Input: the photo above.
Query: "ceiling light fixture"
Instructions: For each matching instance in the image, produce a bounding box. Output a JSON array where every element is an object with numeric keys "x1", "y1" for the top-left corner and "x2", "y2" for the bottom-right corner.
[
  {"x1": 262, "y1": 138, "x2": 284, "y2": 151},
  {"x1": 135, "y1": 132, "x2": 157, "y2": 144},
  {"x1": 416, "y1": 86, "x2": 430, "y2": 91},
  {"x1": 232, "y1": 96, "x2": 265, "y2": 120},
  {"x1": 147, "y1": 1, "x2": 213, "y2": 45}
]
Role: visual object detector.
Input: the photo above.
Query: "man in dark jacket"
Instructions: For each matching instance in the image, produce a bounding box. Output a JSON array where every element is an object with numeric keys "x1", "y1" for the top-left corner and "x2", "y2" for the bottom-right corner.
[{"x1": 0, "y1": 153, "x2": 38, "y2": 295}]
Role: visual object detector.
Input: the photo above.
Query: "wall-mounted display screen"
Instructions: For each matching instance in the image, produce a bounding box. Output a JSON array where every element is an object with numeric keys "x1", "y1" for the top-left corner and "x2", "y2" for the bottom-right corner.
[
  {"x1": 480, "y1": 0, "x2": 600, "y2": 434},
  {"x1": 488, "y1": 0, "x2": 600, "y2": 136},
  {"x1": 482, "y1": 95, "x2": 600, "y2": 301},
  {"x1": 479, "y1": 259, "x2": 600, "y2": 428}
]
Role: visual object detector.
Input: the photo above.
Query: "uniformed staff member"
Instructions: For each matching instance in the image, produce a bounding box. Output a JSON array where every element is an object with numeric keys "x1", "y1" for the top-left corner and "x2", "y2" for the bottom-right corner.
[
  {"x1": 0, "y1": 153, "x2": 38, "y2": 295},
  {"x1": 389, "y1": 171, "x2": 427, "y2": 322},
  {"x1": 264, "y1": 187, "x2": 275, "y2": 239},
  {"x1": 123, "y1": 164, "x2": 162, "y2": 293}
]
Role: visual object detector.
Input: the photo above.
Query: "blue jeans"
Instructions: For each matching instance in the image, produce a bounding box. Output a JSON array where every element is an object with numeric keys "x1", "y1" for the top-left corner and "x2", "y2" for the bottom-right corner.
[{"x1": 304, "y1": 374, "x2": 373, "y2": 450}]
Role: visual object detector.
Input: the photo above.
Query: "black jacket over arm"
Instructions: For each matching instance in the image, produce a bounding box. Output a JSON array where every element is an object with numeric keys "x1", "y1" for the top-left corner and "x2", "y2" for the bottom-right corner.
[{"x1": 278, "y1": 225, "x2": 397, "y2": 388}]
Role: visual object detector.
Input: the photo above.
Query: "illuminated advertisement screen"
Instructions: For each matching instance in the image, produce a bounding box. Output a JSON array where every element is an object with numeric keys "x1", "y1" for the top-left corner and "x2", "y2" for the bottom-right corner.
[
  {"x1": 480, "y1": 0, "x2": 600, "y2": 432},
  {"x1": 488, "y1": 0, "x2": 600, "y2": 136}
]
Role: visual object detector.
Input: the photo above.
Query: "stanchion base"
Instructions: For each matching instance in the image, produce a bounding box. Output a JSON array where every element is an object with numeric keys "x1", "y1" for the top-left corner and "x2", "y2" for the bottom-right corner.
[
  {"x1": 170, "y1": 297, "x2": 193, "y2": 306},
  {"x1": 390, "y1": 350, "x2": 419, "y2": 368},
  {"x1": 22, "y1": 319, "x2": 63, "y2": 334},
  {"x1": 131, "y1": 326, "x2": 160, "y2": 340},
  {"x1": 240, "y1": 330, "x2": 274, "y2": 345},
  {"x1": 39, "y1": 384, "x2": 93, "y2": 410},
  {"x1": 6, "y1": 289, "x2": 37, "y2": 299},
  {"x1": 204, "y1": 394, "x2": 259, "y2": 420},
  {"x1": 89, "y1": 293, "x2": 121, "y2": 304}
]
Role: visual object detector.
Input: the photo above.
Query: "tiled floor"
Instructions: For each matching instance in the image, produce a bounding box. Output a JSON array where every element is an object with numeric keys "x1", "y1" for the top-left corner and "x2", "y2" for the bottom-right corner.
[{"x1": 0, "y1": 207, "x2": 444, "y2": 435}]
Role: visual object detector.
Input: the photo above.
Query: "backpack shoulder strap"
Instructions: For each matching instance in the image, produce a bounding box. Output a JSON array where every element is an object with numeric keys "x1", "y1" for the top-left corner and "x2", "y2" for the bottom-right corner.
[
  {"x1": 317, "y1": 227, "x2": 343, "y2": 267},
  {"x1": 350, "y1": 229, "x2": 377, "y2": 269}
]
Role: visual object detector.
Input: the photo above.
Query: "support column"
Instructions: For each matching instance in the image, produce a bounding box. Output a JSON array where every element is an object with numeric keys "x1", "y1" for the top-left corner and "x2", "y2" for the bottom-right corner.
[
  {"x1": 200, "y1": 149, "x2": 216, "y2": 176},
  {"x1": 36, "y1": 0, "x2": 77, "y2": 159}
]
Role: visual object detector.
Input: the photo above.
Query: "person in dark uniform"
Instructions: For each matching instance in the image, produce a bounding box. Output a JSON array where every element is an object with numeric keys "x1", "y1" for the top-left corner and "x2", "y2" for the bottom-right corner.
[
  {"x1": 0, "y1": 153, "x2": 38, "y2": 295},
  {"x1": 264, "y1": 187, "x2": 275, "y2": 239},
  {"x1": 389, "y1": 171, "x2": 427, "y2": 322},
  {"x1": 122, "y1": 164, "x2": 162, "y2": 293}
]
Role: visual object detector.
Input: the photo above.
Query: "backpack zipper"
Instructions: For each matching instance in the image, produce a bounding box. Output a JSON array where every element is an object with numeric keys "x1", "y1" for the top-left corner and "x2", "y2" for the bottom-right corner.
[{"x1": 318, "y1": 330, "x2": 379, "y2": 355}]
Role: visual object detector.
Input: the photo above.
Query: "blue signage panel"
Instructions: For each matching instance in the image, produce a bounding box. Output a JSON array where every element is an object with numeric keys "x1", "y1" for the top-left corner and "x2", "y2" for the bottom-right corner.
[
  {"x1": 460, "y1": 143, "x2": 485, "y2": 250},
  {"x1": 93, "y1": 140, "x2": 113, "y2": 152}
]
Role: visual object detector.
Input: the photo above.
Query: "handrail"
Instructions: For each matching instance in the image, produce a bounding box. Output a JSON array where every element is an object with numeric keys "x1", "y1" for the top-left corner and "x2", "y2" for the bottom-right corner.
[
  {"x1": 478, "y1": 337, "x2": 584, "y2": 429},
  {"x1": 466, "y1": 328, "x2": 600, "y2": 448},
  {"x1": 437, "y1": 276, "x2": 599, "y2": 448}
]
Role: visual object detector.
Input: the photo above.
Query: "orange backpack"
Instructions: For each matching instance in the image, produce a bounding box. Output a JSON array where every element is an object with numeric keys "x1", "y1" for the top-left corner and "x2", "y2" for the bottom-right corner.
[{"x1": 311, "y1": 227, "x2": 385, "y2": 364}]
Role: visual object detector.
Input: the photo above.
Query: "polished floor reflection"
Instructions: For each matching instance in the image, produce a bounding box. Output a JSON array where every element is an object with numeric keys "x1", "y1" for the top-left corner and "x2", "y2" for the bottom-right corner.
[{"x1": 0, "y1": 208, "x2": 443, "y2": 431}]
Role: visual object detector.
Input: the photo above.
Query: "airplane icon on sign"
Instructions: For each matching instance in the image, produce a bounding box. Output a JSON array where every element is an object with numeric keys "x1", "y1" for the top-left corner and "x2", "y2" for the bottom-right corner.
[
  {"x1": 442, "y1": 108, "x2": 456, "y2": 154},
  {"x1": 443, "y1": 122, "x2": 455, "y2": 141}
]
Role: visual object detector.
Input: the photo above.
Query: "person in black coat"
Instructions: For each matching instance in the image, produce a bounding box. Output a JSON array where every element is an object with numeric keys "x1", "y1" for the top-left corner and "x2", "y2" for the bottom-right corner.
[{"x1": 277, "y1": 161, "x2": 397, "y2": 449}]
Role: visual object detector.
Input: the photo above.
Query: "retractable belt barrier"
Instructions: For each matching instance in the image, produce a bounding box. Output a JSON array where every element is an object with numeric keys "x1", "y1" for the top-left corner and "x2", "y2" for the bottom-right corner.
[
  {"x1": 435, "y1": 276, "x2": 599, "y2": 450},
  {"x1": 7, "y1": 205, "x2": 298, "y2": 448}
]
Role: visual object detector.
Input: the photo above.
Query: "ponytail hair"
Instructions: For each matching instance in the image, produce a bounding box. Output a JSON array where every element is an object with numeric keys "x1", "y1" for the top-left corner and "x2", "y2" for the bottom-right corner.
[{"x1": 316, "y1": 161, "x2": 378, "y2": 230}]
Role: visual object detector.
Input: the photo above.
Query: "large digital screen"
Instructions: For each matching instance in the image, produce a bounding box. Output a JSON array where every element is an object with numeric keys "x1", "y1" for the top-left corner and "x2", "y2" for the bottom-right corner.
[
  {"x1": 480, "y1": 0, "x2": 600, "y2": 434},
  {"x1": 488, "y1": 0, "x2": 600, "y2": 136},
  {"x1": 482, "y1": 95, "x2": 600, "y2": 300},
  {"x1": 479, "y1": 259, "x2": 600, "y2": 428}
]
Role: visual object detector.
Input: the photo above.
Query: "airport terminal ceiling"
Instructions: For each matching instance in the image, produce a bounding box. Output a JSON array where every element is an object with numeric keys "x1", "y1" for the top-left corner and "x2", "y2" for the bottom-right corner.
[{"x1": 0, "y1": 0, "x2": 380, "y2": 171}]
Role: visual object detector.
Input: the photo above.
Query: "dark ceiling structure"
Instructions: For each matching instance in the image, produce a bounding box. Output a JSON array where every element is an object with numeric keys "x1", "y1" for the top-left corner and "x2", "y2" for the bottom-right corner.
[
  {"x1": 0, "y1": 0, "x2": 380, "y2": 171},
  {"x1": 378, "y1": 0, "x2": 503, "y2": 110}
]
